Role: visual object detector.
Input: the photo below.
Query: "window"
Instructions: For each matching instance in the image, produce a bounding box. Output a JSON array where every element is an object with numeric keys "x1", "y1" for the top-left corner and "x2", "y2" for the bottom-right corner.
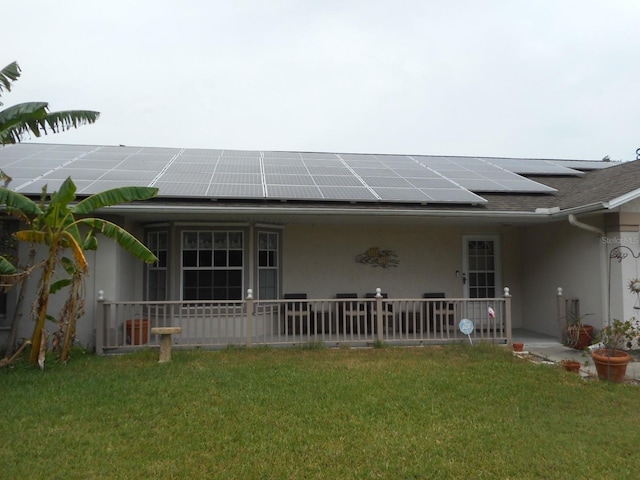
[
  {"x1": 182, "y1": 231, "x2": 243, "y2": 300},
  {"x1": 258, "y1": 231, "x2": 279, "y2": 299},
  {"x1": 147, "y1": 231, "x2": 168, "y2": 301}
]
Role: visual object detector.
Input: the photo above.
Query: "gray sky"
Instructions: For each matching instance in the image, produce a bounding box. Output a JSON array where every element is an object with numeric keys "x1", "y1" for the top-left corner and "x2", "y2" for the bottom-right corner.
[{"x1": 4, "y1": 0, "x2": 640, "y2": 160}]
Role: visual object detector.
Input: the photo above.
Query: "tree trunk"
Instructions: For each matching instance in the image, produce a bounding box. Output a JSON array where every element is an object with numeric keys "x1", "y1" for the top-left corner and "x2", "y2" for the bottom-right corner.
[
  {"x1": 28, "y1": 249, "x2": 56, "y2": 365},
  {"x1": 3, "y1": 246, "x2": 36, "y2": 357}
]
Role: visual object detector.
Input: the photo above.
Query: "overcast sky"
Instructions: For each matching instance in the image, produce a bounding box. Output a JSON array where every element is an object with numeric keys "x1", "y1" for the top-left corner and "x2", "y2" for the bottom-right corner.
[{"x1": 4, "y1": 0, "x2": 639, "y2": 161}]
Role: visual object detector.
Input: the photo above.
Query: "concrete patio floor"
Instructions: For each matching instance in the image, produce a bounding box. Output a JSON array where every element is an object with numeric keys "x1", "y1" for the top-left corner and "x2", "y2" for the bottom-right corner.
[{"x1": 512, "y1": 328, "x2": 640, "y2": 383}]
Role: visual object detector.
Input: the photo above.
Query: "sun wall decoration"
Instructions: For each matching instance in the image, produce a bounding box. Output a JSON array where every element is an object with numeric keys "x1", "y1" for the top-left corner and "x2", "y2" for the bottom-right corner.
[{"x1": 355, "y1": 246, "x2": 399, "y2": 268}]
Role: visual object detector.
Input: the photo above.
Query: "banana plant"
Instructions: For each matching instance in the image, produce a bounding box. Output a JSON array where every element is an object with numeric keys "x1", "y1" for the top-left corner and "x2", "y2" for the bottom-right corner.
[
  {"x1": 0, "y1": 61, "x2": 99, "y2": 144},
  {"x1": 0, "y1": 177, "x2": 158, "y2": 365}
]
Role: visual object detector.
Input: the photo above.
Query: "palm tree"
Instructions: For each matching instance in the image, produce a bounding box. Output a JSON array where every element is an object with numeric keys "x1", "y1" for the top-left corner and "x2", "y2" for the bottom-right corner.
[
  {"x1": 0, "y1": 178, "x2": 159, "y2": 365},
  {"x1": 0, "y1": 61, "x2": 99, "y2": 144}
]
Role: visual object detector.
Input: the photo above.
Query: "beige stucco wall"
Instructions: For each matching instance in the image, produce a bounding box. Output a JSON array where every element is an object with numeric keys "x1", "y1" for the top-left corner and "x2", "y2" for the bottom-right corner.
[
  {"x1": 281, "y1": 223, "x2": 523, "y2": 326},
  {"x1": 1, "y1": 215, "x2": 148, "y2": 350},
  {"x1": 608, "y1": 202, "x2": 640, "y2": 322},
  {"x1": 520, "y1": 218, "x2": 606, "y2": 338}
]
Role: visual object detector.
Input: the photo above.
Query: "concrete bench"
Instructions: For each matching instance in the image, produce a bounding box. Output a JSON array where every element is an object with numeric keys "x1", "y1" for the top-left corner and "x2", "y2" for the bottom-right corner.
[{"x1": 150, "y1": 326, "x2": 182, "y2": 363}]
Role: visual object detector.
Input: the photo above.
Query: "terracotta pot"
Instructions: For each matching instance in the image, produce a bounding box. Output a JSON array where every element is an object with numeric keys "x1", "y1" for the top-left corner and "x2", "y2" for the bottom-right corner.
[
  {"x1": 125, "y1": 318, "x2": 149, "y2": 345},
  {"x1": 513, "y1": 342, "x2": 524, "y2": 352},
  {"x1": 590, "y1": 349, "x2": 631, "y2": 383},
  {"x1": 567, "y1": 324, "x2": 593, "y2": 350},
  {"x1": 561, "y1": 360, "x2": 581, "y2": 373}
]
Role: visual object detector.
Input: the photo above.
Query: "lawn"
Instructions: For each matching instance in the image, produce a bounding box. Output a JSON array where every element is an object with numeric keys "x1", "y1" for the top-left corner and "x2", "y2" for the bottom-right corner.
[{"x1": 1, "y1": 344, "x2": 639, "y2": 479}]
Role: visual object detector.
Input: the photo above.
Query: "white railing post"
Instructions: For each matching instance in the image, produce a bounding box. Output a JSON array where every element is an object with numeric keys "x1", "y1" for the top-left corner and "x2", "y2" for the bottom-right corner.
[
  {"x1": 376, "y1": 287, "x2": 384, "y2": 342},
  {"x1": 246, "y1": 289, "x2": 254, "y2": 348},
  {"x1": 96, "y1": 290, "x2": 105, "y2": 355},
  {"x1": 503, "y1": 287, "x2": 512, "y2": 345}
]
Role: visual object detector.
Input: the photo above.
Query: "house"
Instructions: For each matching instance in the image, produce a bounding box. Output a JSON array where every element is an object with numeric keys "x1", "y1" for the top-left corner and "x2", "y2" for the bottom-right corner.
[{"x1": 1, "y1": 143, "x2": 640, "y2": 352}]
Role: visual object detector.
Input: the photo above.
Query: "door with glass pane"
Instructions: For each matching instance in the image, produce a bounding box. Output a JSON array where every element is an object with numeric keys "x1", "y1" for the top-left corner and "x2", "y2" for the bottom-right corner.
[
  {"x1": 462, "y1": 235, "x2": 502, "y2": 329},
  {"x1": 462, "y1": 236, "x2": 501, "y2": 298}
]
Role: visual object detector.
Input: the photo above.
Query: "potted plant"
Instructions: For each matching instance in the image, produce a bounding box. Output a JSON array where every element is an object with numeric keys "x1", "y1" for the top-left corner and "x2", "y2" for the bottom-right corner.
[
  {"x1": 561, "y1": 359, "x2": 581, "y2": 373},
  {"x1": 590, "y1": 318, "x2": 640, "y2": 383},
  {"x1": 564, "y1": 312, "x2": 594, "y2": 350}
]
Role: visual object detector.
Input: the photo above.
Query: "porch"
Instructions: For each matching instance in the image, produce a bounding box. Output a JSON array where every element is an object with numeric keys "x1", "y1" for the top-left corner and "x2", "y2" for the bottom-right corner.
[{"x1": 95, "y1": 288, "x2": 513, "y2": 353}]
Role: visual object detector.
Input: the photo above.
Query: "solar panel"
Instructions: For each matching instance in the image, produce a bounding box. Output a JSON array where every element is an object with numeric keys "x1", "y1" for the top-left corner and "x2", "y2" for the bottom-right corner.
[
  {"x1": 422, "y1": 188, "x2": 487, "y2": 203},
  {"x1": 363, "y1": 177, "x2": 413, "y2": 188},
  {"x1": 1, "y1": 143, "x2": 590, "y2": 203},
  {"x1": 484, "y1": 158, "x2": 583, "y2": 175},
  {"x1": 207, "y1": 184, "x2": 263, "y2": 197},
  {"x1": 373, "y1": 188, "x2": 432, "y2": 202},
  {"x1": 413, "y1": 156, "x2": 557, "y2": 193},
  {"x1": 550, "y1": 160, "x2": 615, "y2": 170},
  {"x1": 215, "y1": 164, "x2": 261, "y2": 174},
  {"x1": 263, "y1": 165, "x2": 309, "y2": 175},
  {"x1": 317, "y1": 186, "x2": 378, "y2": 201},
  {"x1": 266, "y1": 185, "x2": 323, "y2": 199},
  {"x1": 311, "y1": 175, "x2": 366, "y2": 187},
  {"x1": 265, "y1": 174, "x2": 316, "y2": 186},
  {"x1": 306, "y1": 166, "x2": 351, "y2": 175},
  {"x1": 210, "y1": 173, "x2": 261, "y2": 184},
  {"x1": 164, "y1": 162, "x2": 216, "y2": 174},
  {"x1": 155, "y1": 181, "x2": 211, "y2": 196}
]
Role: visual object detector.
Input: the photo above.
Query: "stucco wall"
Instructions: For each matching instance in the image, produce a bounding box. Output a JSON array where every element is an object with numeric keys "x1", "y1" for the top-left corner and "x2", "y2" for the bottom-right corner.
[
  {"x1": 282, "y1": 224, "x2": 523, "y2": 326},
  {"x1": 520, "y1": 219, "x2": 606, "y2": 337},
  {"x1": 0, "y1": 215, "x2": 148, "y2": 351}
]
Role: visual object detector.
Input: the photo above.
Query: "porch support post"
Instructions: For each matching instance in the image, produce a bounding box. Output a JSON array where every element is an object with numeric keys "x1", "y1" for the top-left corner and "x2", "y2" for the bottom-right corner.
[
  {"x1": 246, "y1": 289, "x2": 254, "y2": 348},
  {"x1": 376, "y1": 288, "x2": 384, "y2": 342},
  {"x1": 96, "y1": 290, "x2": 105, "y2": 356},
  {"x1": 504, "y1": 287, "x2": 512, "y2": 345},
  {"x1": 557, "y1": 287, "x2": 566, "y2": 344}
]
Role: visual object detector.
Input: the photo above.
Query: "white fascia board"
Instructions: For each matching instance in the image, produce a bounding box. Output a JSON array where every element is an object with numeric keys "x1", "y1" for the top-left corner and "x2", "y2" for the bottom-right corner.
[{"x1": 99, "y1": 203, "x2": 550, "y2": 221}]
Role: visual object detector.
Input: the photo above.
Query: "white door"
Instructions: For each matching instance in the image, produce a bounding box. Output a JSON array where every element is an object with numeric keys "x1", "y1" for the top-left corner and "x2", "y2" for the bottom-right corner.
[
  {"x1": 462, "y1": 235, "x2": 502, "y2": 331},
  {"x1": 462, "y1": 235, "x2": 502, "y2": 299}
]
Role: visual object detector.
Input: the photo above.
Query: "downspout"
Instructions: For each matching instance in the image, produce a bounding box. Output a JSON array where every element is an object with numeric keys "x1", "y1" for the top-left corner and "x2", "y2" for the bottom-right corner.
[
  {"x1": 567, "y1": 214, "x2": 605, "y2": 236},
  {"x1": 567, "y1": 213, "x2": 608, "y2": 329}
]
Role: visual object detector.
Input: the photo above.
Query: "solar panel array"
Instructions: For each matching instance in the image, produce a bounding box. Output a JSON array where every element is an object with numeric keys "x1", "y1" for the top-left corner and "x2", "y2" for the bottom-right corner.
[{"x1": 0, "y1": 144, "x2": 613, "y2": 205}]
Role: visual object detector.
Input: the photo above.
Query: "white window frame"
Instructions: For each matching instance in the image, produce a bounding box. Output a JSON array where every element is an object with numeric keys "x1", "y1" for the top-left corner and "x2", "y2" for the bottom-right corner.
[{"x1": 181, "y1": 230, "x2": 244, "y2": 301}]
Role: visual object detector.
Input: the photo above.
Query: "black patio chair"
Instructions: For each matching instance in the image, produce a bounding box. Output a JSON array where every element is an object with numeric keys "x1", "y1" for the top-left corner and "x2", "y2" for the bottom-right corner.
[
  {"x1": 283, "y1": 293, "x2": 311, "y2": 335},
  {"x1": 423, "y1": 292, "x2": 455, "y2": 333},
  {"x1": 336, "y1": 293, "x2": 366, "y2": 335}
]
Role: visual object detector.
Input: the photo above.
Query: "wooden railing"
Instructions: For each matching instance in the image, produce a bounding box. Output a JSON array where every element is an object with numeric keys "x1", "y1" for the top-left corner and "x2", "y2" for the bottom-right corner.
[{"x1": 95, "y1": 288, "x2": 512, "y2": 354}]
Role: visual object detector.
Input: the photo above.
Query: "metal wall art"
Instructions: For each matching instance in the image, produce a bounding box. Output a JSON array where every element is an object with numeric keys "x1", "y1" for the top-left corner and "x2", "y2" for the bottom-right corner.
[{"x1": 355, "y1": 247, "x2": 399, "y2": 268}]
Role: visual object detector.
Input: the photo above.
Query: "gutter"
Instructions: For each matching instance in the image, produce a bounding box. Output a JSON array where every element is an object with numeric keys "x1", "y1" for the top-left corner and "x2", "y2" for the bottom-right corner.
[
  {"x1": 603, "y1": 187, "x2": 640, "y2": 209},
  {"x1": 89, "y1": 196, "x2": 621, "y2": 224},
  {"x1": 95, "y1": 203, "x2": 563, "y2": 220}
]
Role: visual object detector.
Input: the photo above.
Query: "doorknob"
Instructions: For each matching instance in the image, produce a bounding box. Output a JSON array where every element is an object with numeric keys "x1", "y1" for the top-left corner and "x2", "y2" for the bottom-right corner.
[{"x1": 462, "y1": 273, "x2": 467, "y2": 285}]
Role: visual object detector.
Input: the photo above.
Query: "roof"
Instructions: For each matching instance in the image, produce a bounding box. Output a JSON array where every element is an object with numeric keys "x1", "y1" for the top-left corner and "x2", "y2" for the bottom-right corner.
[
  {"x1": 0, "y1": 143, "x2": 637, "y2": 217},
  {"x1": 481, "y1": 160, "x2": 640, "y2": 212}
]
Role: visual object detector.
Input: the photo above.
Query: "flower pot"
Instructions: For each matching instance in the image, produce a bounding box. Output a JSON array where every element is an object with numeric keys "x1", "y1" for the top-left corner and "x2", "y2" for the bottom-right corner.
[
  {"x1": 567, "y1": 324, "x2": 593, "y2": 350},
  {"x1": 513, "y1": 342, "x2": 524, "y2": 352},
  {"x1": 590, "y1": 349, "x2": 631, "y2": 383},
  {"x1": 125, "y1": 318, "x2": 149, "y2": 345},
  {"x1": 561, "y1": 360, "x2": 581, "y2": 373}
]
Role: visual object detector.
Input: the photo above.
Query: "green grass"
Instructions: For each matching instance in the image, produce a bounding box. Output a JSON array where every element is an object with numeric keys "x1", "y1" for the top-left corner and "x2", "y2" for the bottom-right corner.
[{"x1": 2, "y1": 344, "x2": 639, "y2": 479}]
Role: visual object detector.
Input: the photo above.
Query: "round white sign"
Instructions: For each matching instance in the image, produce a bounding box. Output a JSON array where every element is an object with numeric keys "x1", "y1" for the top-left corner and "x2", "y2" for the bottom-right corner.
[{"x1": 459, "y1": 318, "x2": 474, "y2": 335}]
